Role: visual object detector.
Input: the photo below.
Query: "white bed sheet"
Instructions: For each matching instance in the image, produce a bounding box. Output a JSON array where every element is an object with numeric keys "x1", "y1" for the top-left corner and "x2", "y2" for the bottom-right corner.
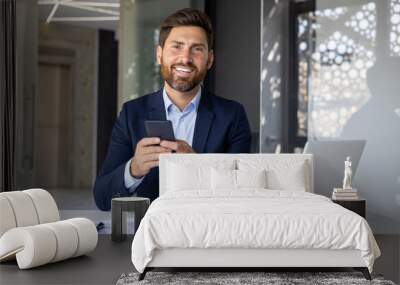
[{"x1": 131, "y1": 190, "x2": 380, "y2": 273}]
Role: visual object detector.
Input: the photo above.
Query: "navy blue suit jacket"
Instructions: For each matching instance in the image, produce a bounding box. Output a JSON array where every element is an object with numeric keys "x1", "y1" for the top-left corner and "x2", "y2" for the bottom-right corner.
[{"x1": 93, "y1": 89, "x2": 251, "y2": 211}]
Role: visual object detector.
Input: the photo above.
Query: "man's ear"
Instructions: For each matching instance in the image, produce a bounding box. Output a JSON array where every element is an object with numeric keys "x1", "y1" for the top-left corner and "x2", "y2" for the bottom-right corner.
[
  {"x1": 207, "y1": 50, "x2": 214, "y2": 70},
  {"x1": 156, "y1": 45, "x2": 162, "y2": 65}
]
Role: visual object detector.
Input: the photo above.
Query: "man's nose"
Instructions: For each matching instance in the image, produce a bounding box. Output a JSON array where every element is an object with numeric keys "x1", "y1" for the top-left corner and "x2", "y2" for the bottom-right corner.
[{"x1": 179, "y1": 48, "x2": 193, "y2": 64}]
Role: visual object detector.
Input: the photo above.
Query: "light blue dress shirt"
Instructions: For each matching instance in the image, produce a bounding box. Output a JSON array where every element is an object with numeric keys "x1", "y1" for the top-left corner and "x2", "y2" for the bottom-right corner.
[{"x1": 124, "y1": 87, "x2": 202, "y2": 193}]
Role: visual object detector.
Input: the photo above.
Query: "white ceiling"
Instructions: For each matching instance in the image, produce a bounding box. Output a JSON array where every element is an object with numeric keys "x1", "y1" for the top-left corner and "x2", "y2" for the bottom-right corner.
[
  {"x1": 38, "y1": 0, "x2": 119, "y2": 31},
  {"x1": 38, "y1": 0, "x2": 204, "y2": 32}
]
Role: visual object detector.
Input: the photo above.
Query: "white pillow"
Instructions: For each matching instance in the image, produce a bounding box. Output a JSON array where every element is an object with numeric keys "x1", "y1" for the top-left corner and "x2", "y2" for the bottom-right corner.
[
  {"x1": 211, "y1": 168, "x2": 236, "y2": 190},
  {"x1": 238, "y1": 158, "x2": 309, "y2": 191},
  {"x1": 166, "y1": 160, "x2": 235, "y2": 192},
  {"x1": 267, "y1": 164, "x2": 306, "y2": 191},
  {"x1": 237, "y1": 169, "x2": 267, "y2": 189},
  {"x1": 167, "y1": 162, "x2": 209, "y2": 191},
  {"x1": 211, "y1": 168, "x2": 267, "y2": 190}
]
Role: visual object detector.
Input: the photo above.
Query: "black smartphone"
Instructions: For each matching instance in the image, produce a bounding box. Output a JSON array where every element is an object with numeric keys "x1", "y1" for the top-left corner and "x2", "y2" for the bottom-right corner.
[{"x1": 144, "y1": 120, "x2": 175, "y2": 141}]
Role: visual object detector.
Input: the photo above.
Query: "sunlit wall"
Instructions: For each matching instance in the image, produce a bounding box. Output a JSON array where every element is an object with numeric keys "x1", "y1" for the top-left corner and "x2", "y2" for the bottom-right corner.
[{"x1": 260, "y1": 0, "x2": 287, "y2": 153}]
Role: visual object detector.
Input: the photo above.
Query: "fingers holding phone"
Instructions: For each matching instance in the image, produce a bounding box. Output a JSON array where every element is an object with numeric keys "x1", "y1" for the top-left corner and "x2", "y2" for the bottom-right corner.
[
  {"x1": 130, "y1": 137, "x2": 172, "y2": 178},
  {"x1": 160, "y1": 139, "x2": 195, "y2": 153},
  {"x1": 131, "y1": 120, "x2": 194, "y2": 177}
]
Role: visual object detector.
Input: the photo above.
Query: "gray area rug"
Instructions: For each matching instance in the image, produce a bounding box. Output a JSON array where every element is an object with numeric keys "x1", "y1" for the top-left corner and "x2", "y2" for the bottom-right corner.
[{"x1": 116, "y1": 272, "x2": 396, "y2": 285}]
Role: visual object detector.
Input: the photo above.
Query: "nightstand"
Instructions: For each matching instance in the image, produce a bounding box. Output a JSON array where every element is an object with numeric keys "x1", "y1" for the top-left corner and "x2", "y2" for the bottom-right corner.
[
  {"x1": 332, "y1": 198, "x2": 366, "y2": 218},
  {"x1": 111, "y1": 197, "x2": 150, "y2": 242}
]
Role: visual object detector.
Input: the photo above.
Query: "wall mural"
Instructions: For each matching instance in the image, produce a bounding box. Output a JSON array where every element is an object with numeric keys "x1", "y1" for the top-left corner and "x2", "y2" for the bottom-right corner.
[
  {"x1": 296, "y1": 0, "x2": 400, "y2": 233},
  {"x1": 297, "y1": 2, "x2": 385, "y2": 138},
  {"x1": 390, "y1": 0, "x2": 400, "y2": 56}
]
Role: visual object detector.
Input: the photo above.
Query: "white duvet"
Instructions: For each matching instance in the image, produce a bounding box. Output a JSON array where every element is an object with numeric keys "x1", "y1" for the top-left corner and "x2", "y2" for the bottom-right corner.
[{"x1": 131, "y1": 190, "x2": 380, "y2": 273}]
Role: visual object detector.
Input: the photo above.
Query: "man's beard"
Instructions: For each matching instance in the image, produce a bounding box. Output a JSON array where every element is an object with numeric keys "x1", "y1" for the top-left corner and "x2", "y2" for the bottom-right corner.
[{"x1": 160, "y1": 60, "x2": 207, "y2": 92}]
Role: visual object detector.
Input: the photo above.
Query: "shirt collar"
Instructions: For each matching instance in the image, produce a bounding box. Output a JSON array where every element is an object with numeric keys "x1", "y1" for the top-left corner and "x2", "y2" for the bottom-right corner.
[{"x1": 163, "y1": 86, "x2": 202, "y2": 114}]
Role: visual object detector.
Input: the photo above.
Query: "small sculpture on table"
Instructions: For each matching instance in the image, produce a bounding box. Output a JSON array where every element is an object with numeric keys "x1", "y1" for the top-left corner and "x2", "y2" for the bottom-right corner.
[
  {"x1": 343, "y1": 156, "x2": 352, "y2": 190},
  {"x1": 332, "y1": 156, "x2": 358, "y2": 200}
]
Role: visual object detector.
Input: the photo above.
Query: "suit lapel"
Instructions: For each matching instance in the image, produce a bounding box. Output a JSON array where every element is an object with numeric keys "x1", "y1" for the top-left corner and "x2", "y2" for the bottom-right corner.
[
  {"x1": 147, "y1": 89, "x2": 166, "y2": 121},
  {"x1": 192, "y1": 92, "x2": 214, "y2": 153}
]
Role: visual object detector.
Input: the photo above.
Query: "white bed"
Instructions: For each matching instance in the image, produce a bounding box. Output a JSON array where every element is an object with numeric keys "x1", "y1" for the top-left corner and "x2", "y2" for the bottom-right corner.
[{"x1": 131, "y1": 154, "x2": 380, "y2": 280}]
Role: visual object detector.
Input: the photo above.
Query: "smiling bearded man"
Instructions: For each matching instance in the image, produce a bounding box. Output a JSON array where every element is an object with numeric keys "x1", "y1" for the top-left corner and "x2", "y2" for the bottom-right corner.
[
  {"x1": 94, "y1": 8, "x2": 251, "y2": 211},
  {"x1": 160, "y1": 47, "x2": 206, "y2": 93}
]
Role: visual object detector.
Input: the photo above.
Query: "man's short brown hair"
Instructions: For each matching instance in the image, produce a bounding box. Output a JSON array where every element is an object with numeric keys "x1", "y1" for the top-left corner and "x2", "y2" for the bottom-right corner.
[{"x1": 159, "y1": 8, "x2": 213, "y2": 50}]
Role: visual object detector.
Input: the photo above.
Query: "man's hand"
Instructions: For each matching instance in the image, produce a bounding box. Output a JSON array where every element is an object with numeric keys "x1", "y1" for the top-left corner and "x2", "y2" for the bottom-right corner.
[
  {"x1": 130, "y1": 137, "x2": 172, "y2": 178},
  {"x1": 160, "y1": 139, "x2": 195, "y2": 153}
]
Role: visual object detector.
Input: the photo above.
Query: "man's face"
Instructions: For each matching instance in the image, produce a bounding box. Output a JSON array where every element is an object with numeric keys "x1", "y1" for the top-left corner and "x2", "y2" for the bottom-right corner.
[{"x1": 157, "y1": 26, "x2": 214, "y2": 93}]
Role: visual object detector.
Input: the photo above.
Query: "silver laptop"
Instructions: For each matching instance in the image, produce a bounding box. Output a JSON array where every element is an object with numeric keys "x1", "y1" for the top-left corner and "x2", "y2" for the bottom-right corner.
[{"x1": 303, "y1": 140, "x2": 366, "y2": 197}]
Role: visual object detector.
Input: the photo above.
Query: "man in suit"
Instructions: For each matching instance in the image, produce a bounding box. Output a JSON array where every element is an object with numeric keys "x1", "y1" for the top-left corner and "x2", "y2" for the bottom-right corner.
[{"x1": 94, "y1": 8, "x2": 251, "y2": 211}]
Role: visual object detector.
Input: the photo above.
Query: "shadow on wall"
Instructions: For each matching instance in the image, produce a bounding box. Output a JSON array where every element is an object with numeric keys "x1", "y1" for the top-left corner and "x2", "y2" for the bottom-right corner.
[{"x1": 341, "y1": 57, "x2": 400, "y2": 233}]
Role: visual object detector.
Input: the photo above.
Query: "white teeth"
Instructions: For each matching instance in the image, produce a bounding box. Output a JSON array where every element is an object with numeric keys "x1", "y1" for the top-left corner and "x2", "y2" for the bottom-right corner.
[{"x1": 175, "y1": 67, "x2": 192, "y2": 73}]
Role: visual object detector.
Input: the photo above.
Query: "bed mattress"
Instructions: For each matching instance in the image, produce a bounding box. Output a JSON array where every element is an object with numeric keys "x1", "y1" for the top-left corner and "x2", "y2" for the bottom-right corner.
[{"x1": 131, "y1": 190, "x2": 380, "y2": 273}]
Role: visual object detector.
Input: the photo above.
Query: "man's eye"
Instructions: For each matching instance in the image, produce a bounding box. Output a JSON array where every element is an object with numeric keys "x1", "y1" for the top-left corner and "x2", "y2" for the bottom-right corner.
[{"x1": 194, "y1": 47, "x2": 204, "y2": 52}]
